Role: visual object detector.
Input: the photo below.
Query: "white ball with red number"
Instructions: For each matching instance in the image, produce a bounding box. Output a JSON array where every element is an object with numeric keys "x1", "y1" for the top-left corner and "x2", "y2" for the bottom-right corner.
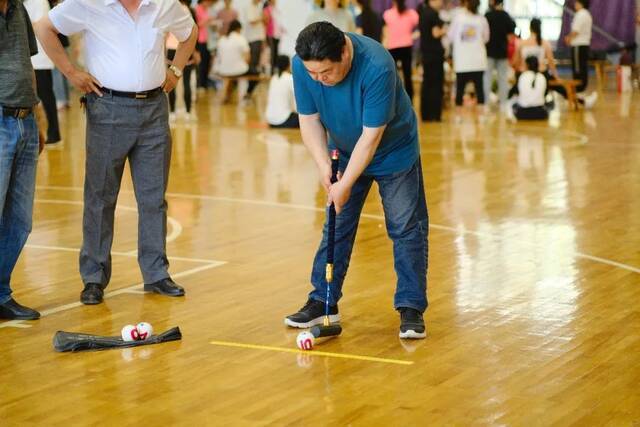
[
  {"x1": 296, "y1": 331, "x2": 315, "y2": 351},
  {"x1": 136, "y1": 322, "x2": 154, "y2": 340},
  {"x1": 121, "y1": 324, "x2": 140, "y2": 342}
]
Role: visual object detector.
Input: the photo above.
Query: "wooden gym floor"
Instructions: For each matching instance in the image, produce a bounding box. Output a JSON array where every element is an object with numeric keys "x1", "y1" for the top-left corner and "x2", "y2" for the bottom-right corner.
[{"x1": 0, "y1": 87, "x2": 638, "y2": 425}]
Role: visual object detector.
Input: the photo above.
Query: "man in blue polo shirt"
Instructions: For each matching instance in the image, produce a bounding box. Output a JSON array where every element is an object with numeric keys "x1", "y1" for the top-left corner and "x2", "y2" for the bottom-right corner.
[{"x1": 284, "y1": 22, "x2": 429, "y2": 339}]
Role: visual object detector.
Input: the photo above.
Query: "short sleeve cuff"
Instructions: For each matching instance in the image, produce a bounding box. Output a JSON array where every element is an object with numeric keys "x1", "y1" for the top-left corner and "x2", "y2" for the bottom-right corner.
[{"x1": 173, "y1": 25, "x2": 194, "y2": 43}]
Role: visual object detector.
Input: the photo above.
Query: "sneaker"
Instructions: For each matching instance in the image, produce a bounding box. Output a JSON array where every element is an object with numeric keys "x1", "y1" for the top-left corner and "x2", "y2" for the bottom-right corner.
[
  {"x1": 399, "y1": 307, "x2": 426, "y2": 339},
  {"x1": 583, "y1": 92, "x2": 598, "y2": 109},
  {"x1": 284, "y1": 298, "x2": 339, "y2": 329}
]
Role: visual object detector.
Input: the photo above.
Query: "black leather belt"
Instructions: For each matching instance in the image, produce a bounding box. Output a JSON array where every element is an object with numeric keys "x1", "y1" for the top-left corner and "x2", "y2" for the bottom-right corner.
[
  {"x1": 2, "y1": 106, "x2": 33, "y2": 119},
  {"x1": 101, "y1": 87, "x2": 163, "y2": 99}
]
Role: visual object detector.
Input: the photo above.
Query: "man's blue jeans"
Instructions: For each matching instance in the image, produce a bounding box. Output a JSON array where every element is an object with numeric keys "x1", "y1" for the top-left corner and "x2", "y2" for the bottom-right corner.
[
  {"x1": 309, "y1": 158, "x2": 429, "y2": 312},
  {"x1": 0, "y1": 110, "x2": 39, "y2": 304}
]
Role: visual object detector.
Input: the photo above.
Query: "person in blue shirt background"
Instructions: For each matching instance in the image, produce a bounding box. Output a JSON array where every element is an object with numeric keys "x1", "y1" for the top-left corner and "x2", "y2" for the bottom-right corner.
[{"x1": 284, "y1": 22, "x2": 429, "y2": 339}]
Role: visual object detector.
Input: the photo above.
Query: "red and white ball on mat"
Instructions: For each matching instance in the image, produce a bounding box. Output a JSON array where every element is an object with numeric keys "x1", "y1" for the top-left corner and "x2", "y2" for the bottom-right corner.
[
  {"x1": 136, "y1": 322, "x2": 153, "y2": 340},
  {"x1": 121, "y1": 322, "x2": 154, "y2": 341},
  {"x1": 296, "y1": 331, "x2": 315, "y2": 351},
  {"x1": 121, "y1": 324, "x2": 140, "y2": 342}
]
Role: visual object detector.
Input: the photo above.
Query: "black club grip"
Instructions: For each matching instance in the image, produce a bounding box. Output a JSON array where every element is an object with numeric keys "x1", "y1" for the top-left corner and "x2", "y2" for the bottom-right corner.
[{"x1": 327, "y1": 150, "x2": 339, "y2": 266}]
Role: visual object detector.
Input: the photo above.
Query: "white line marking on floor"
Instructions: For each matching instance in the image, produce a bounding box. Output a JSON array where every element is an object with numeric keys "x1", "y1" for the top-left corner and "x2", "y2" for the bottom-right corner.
[{"x1": 35, "y1": 185, "x2": 640, "y2": 275}]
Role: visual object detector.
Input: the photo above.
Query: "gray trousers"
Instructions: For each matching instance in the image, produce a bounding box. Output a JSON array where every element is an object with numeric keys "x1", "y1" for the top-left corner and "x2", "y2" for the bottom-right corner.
[{"x1": 80, "y1": 91, "x2": 171, "y2": 286}]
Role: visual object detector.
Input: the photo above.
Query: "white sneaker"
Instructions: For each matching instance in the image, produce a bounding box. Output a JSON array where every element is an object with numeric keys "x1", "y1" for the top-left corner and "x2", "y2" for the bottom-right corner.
[
  {"x1": 169, "y1": 112, "x2": 176, "y2": 122},
  {"x1": 584, "y1": 92, "x2": 598, "y2": 109},
  {"x1": 488, "y1": 92, "x2": 499, "y2": 106}
]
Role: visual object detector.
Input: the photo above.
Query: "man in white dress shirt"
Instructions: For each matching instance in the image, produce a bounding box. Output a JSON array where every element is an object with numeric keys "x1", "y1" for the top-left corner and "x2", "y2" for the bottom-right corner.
[{"x1": 34, "y1": 0, "x2": 197, "y2": 304}]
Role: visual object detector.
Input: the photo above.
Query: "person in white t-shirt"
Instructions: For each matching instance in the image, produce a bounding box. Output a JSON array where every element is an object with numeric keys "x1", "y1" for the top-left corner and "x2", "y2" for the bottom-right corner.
[
  {"x1": 24, "y1": 0, "x2": 61, "y2": 144},
  {"x1": 244, "y1": 0, "x2": 266, "y2": 98},
  {"x1": 564, "y1": 0, "x2": 597, "y2": 107},
  {"x1": 215, "y1": 19, "x2": 251, "y2": 102},
  {"x1": 510, "y1": 56, "x2": 548, "y2": 121},
  {"x1": 265, "y1": 55, "x2": 298, "y2": 128},
  {"x1": 447, "y1": 0, "x2": 489, "y2": 116}
]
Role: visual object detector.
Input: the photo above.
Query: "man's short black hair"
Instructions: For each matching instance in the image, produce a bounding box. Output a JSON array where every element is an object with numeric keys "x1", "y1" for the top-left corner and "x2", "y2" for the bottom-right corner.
[
  {"x1": 576, "y1": 0, "x2": 589, "y2": 8},
  {"x1": 295, "y1": 21, "x2": 346, "y2": 62}
]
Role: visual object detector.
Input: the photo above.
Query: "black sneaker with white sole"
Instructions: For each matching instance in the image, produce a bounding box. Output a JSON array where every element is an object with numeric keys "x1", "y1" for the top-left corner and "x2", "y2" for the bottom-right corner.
[
  {"x1": 284, "y1": 298, "x2": 340, "y2": 328},
  {"x1": 399, "y1": 307, "x2": 426, "y2": 339}
]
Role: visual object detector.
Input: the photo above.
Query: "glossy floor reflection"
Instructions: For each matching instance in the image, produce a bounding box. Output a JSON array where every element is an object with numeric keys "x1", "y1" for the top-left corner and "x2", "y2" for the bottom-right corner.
[{"x1": 1, "y1": 88, "x2": 639, "y2": 424}]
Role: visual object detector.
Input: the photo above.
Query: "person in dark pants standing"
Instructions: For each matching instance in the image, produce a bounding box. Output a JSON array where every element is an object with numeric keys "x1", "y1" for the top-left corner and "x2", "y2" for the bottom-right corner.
[
  {"x1": 0, "y1": 0, "x2": 46, "y2": 319},
  {"x1": 355, "y1": 0, "x2": 382, "y2": 42},
  {"x1": 484, "y1": 0, "x2": 515, "y2": 112},
  {"x1": 195, "y1": 0, "x2": 216, "y2": 89},
  {"x1": 25, "y1": 0, "x2": 61, "y2": 144},
  {"x1": 245, "y1": 0, "x2": 266, "y2": 98},
  {"x1": 285, "y1": 22, "x2": 429, "y2": 339},
  {"x1": 564, "y1": 0, "x2": 597, "y2": 106},
  {"x1": 447, "y1": 0, "x2": 489, "y2": 119},
  {"x1": 35, "y1": 0, "x2": 198, "y2": 305},
  {"x1": 264, "y1": 0, "x2": 281, "y2": 74},
  {"x1": 418, "y1": 0, "x2": 446, "y2": 122},
  {"x1": 167, "y1": 0, "x2": 199, "y2": 121},
  {"x1": 383, "y1": 0, "x2": 419, "y2": 101}
]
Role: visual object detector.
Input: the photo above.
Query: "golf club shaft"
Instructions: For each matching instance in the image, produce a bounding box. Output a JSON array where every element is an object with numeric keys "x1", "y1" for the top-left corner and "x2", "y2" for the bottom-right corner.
[{"x1": 325, "y1": 150, "x2": 339, "y2": 323}]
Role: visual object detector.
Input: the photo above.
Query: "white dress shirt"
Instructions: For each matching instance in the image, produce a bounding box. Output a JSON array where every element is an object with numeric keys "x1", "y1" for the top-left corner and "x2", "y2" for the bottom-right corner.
[
  {"x1": 571, "y1": 9, "x2": 592, "y2": 47},
  {"x1": 49, "y1": 0, "x2": 194, "y2": 92},
  {"x1": 24, "y1": 0, "x2": 55, "y2": 70},
  {"x1": 265, "y1": 71, "x2": 296, "y2": 125}
]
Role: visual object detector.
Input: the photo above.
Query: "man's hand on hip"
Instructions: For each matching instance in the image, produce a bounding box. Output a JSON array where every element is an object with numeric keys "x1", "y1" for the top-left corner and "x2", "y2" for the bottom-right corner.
[
  {"x1": 162, "y1": 70, "x2": 179, "y2": 93},
  {"x1": 69, "y1": 69, "x2": 102, "y2": 96}
]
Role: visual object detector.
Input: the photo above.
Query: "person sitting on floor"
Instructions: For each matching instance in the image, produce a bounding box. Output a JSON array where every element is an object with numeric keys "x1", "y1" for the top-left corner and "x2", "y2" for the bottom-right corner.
[
  {"x1": 509, "y1": 56, "x2": 549, "y2": 121},
  {"x1": 265, "y1": 55, "x2": 299, "y2": 128}
]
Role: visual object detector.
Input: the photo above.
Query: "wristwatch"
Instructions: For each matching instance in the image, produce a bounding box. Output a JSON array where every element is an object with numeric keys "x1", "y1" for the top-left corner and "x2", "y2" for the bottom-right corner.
[{"x1": 169, "y1": 64, "x2": 183, "y2": 78}]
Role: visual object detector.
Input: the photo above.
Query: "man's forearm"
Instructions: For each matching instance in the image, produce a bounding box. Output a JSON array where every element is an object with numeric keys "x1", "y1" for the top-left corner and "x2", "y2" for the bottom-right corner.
[
  {"x1": 34, "y1": 18, "x2": 76, "y2": 77},
  {"x1": 300, "y1": 114, "x2": 330, "y2": 169},
  {"x1": 171, "y1": 25, "x2": 198, "y2": 70},
  {"x1": 340, "y1": 127, "x2": 385, "y2": 188}
]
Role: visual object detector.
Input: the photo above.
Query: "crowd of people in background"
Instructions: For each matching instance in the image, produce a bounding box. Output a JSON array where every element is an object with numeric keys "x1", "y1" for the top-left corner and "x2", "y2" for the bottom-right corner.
[{"x1": 38, "y1": 0, "x2": 610, "y2": 133}]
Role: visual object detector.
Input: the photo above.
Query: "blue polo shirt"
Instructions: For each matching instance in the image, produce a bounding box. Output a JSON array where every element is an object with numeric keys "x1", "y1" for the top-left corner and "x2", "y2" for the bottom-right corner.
[{"x1": 292, "y1": 33, "x2": 419, "y2": 176}]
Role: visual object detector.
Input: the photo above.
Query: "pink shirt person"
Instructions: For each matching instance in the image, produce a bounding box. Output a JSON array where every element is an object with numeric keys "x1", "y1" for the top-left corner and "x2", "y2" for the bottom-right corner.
[
  {"x1": 195, "y1": 2, "x2": 211, "y2": 44},
  {"x1": 383, "y1": 5, "x2": 419, "y2": 49}
]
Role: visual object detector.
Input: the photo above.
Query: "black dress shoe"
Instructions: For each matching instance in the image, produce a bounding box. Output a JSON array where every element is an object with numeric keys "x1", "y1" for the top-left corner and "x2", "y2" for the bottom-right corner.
[
  {"x1": 144, "y1": 278, "x2": 185, "y2": 296},
  {"x1": 80, "y1": 283, "x2": 104, "y2": 305},
  {"x1": 0, "y1": 298, "x2": 40, "y2": 320}
]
